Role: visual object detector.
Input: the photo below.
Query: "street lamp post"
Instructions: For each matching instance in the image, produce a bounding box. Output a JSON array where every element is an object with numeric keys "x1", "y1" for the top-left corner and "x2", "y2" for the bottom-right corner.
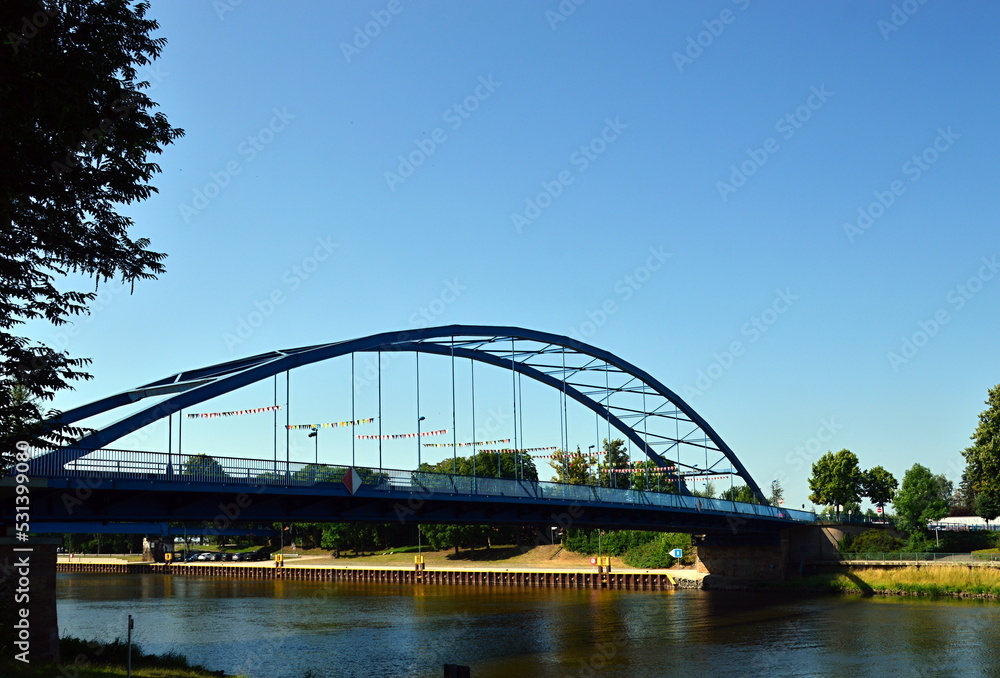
[
  {"x1": 308, "y1": 428, "x2": 318, "y2": 467},
  {"x1": 417, "y1": 416, "x2": 425, "y2": 469},
  {"x1": 588, "y1": 445, "x2": 596, "y2": 486}
]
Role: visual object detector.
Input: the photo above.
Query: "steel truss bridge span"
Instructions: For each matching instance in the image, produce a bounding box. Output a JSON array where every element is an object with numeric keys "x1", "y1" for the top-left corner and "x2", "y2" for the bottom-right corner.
[{"x1": 37, "y1": 325, "x2": 769, "y2": 504}]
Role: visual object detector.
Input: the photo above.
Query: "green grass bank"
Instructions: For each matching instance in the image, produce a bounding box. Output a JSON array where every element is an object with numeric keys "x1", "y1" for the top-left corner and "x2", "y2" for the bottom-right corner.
[
  {"x1": 770, "y1": 565, "x2": 1000, "y2": 598},
  {"x1": 0, "y1": 636, "x2": 242, "y2": 678}
]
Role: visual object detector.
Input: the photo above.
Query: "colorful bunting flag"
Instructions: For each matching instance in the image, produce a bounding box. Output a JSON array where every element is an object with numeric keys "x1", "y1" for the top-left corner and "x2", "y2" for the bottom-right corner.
[
  {"x1": 488, "y1": 447, "x2": 558, "y2": 454},
  {"x1": 287, "y1": 419, "x2": 374, "y2": 430},
  {"x1": 356, "y1": 429, "x2": 448, "y2": 440},
  {"x1": 536, "y1": 452, "x2": 602, "y2": 459},
  {"x1": 422, "y1": 439, "x2": 511, "y2": 448},
  {"x1": 187, "y1": 405, "x2": 281, "y2": 419},
  {"x1": 607, "y1": 467, "x2": 678, "y2": 474}
]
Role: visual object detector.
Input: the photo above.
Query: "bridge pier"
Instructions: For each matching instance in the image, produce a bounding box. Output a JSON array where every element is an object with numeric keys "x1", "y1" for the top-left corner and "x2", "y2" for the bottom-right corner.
[
  {"x1": 696, "y1": 524, "x2": 905, "y2": 579},
  {"x1": 694, "y1": 532, "x2": 787, "y2": 579},
  {"x1": 0, "y1": 537, "x2": 60, "y2": 664}
]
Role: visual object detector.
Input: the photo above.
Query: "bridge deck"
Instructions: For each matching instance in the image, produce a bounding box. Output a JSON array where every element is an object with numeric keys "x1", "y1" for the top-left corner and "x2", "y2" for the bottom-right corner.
[{"x1": 11, "y1": 448, "x2": 815, "y2": 534}]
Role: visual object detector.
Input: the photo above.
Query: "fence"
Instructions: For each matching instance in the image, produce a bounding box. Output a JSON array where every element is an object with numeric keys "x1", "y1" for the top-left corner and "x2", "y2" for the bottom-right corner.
[
  {"x1": 24, "y1": 447, "x2": 816, "y2": 523},
  {"x1": 836, "y1": 552, "x2": 1000, "y2": 563}
]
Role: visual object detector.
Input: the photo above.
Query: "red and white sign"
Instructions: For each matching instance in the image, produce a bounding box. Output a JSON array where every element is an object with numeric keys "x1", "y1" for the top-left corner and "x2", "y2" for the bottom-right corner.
[
  {"x1": 877, "y1": 507, "x2": 883, "y2": 514},
  {"x1": 342, "y1": 467, "x2": 363, "y2": 495},
  {"x1": 590, "y1": 557, "x2": 597, "y2": 565}
]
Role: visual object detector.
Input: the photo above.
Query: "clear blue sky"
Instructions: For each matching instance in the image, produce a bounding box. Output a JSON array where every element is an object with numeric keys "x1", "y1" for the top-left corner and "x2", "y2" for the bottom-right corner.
[{"x1": 39, "y1": 0, "x2": 1000, "y2": 510}]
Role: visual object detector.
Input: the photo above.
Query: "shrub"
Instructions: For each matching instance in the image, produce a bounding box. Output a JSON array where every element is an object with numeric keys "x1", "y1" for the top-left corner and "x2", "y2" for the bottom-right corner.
[
  {"x1": 847, "y1": 529, "x2": 903, "y2": 554},
  {"x1": 621, "y1": 533, "x2": 693, "y2": 569}
]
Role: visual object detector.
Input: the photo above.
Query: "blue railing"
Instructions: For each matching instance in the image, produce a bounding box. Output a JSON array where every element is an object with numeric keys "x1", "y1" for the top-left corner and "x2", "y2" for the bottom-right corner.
[{"x1": 24, "y1": 448, "x2": 816, "y2": 523}]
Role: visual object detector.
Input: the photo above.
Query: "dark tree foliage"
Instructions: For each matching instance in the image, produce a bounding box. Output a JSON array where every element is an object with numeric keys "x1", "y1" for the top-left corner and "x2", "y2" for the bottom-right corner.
[
  {"x1": 862, "y1": 465, "x2": 898, "y2": 511},
  {"x1": 182, "y1": 454, "x2": 226, "y2": 479},
  {"x1": 719, "y1": 484, "x2": 756, "y2": 503},
  {"x1": 418, "y1": 450, "x2": 538, "y2": 482},
  {"x1": 0, "y1": 1, "x2": 183, "y2": 451},
  {"x1": 962, "y1": 384, "x2": 1000, "y2": 521},
  {"x1": 893, "y1": 463, "x2": 949, "y2": 534},
  {"x1": 598, "y1": 438, "x2": 630, "y2": 489},
  {"x1": 549, "y1": 446, "x2": 594, "y2": 485},
  {"x1": 808, "y1": 449, "x2": 863, "y2": 512}
]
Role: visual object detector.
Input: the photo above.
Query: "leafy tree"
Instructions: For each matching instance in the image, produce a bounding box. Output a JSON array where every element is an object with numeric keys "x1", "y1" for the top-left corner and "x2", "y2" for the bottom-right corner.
[
  {"x1": 808, "y1": 449, "x2": 863, "y2": 512},
  {"x1": 842, "y1": 500, "x2": 862, "y2": 516},
  {"x1": 182, "y1": 453, "x2": 226, "y2": 479},
  {"x1": 975, "y1": 489, "x2": 1000, "y2": 523},
  {"x1": 952, "y1": 470, "x2": 977, "y2": 515},
  {"x1": 549, "y1": 446, "x2": 594, "y2": 485},
  {"x1": 691, "y1": 481, "x2": 717, "y2": 499},
  {"x1": 598, "y1": 438, "x2": 630, "y2": 489},
  {"x1": 769, "y1": 479, "x2": 784, "y2": 506},
  {"x1": 893, "y1": 463, "x2": 950, "y2": 534},
  {"x1": 291, "y1": 464, "x2": 345, "y2": 484},
  {"x1": 418, "y1": 524, "x2": 465, "y2": 555},
  {"x1": 321, "y1": 524, "x2": 349, "y2": 556},
  {"x1": 720, "y1": 484, "x2": 756, "y2": 503},
  {"x1": 419, "y1": 450, "x2": 538, "y2": 482},
  {"x1": 0, "y1": 1, "x2": 183, "y2": 452},
  {"x1": 629, "y1": 458, "x2": 677, "y2": 494},
  {"x1": 961, "y1": 384, "x2": 1000, "y2": 521},
  {"x1": 933, "y1": 474, "x2": 954, "y2": 510},
  {"x1": 862, "y1": 466, "x2": 898, "y2": 512}
]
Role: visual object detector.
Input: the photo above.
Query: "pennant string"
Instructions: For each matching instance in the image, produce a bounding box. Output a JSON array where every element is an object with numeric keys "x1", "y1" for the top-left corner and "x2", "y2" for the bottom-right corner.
[
  {"x1": 286, "y1": 419, "x2": 375, "y2": 430},
  {"x1": 187, "y1": 405, "x2": 281, "y2": 419},
  {"x1": 357, "y1": 429, "x2": 448, "y2": 440}
]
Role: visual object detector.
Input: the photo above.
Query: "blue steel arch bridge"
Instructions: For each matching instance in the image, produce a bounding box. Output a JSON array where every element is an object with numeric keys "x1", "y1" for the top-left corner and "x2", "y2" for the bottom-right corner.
[{"x1": 8, "y1": 325, "x2": 814, "y2": 537}]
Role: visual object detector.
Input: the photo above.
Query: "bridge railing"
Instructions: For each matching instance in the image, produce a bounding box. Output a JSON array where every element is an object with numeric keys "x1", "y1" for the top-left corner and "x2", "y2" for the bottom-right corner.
[{"x1": 24, "y1": 448, "x2": 815, "y2": 523}]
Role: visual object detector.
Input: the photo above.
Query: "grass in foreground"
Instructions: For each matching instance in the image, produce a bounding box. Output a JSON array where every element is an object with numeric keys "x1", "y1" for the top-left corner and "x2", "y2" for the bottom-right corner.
[
  {"x1": 2, "y1": 636, "x2": 243, "y2": 678},
  {"x1": 776, "y1": 566, "x2": 1000, "y2": 597}
]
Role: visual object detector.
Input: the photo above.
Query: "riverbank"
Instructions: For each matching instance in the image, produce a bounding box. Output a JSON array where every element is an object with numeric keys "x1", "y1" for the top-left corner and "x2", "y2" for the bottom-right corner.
[
  {"x1": 60, "y1": 544, "x2": 639, "y2": 570},
  {"x1": 1, "y1": 635, "x2": 240, "y2": 678},
  {"x1": 57, "y1": 559, "x2": 705, "y2": 591},
  {"x1": 759, "y1": 566, "x2": 1000, "y2": 599}
]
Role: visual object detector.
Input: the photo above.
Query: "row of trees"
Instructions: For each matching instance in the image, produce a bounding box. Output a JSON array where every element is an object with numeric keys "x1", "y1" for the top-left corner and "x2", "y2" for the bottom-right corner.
[
  {"x1": 417, "y1": 448, "x2": 539, "y2": 481},
  {"x1": 806, "y1": 448, "x2": 953, "y2": 530},
  {"x1": 805, "y1": 384, "x2": 1000, "y2": 538},
  {"x1": 807, "y1": 449, "x2": 899, "y2": 513},
  {"x1": 547, "y1": 438, "x2": 685, "y2": 494}
]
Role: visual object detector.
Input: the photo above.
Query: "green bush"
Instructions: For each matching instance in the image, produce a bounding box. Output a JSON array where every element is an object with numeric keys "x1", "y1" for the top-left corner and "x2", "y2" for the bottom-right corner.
[
  {"x1": 564, "y1": 529, "x2": 692, "y2": 567},
  {"x1": 846, "y1": 529, "x2": 904, "y2": 554},
  {"x1": 621, "y1": 533, "x2": 693, "y2": 568},
  {"x1": 903, "y1": 533, "x2": 936, "y2": 553}
]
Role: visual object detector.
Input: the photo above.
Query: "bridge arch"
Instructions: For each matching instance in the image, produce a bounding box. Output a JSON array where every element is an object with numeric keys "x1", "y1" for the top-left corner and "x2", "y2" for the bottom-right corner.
[{"x1": 38, "y1": 325, "x2": 768, "y2": 503}]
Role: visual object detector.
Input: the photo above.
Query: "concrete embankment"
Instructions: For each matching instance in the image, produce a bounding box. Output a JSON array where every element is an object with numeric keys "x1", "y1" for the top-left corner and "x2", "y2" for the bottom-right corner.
[{"x1": 56, "y1": 561, "x2": 704, "y2": 591}]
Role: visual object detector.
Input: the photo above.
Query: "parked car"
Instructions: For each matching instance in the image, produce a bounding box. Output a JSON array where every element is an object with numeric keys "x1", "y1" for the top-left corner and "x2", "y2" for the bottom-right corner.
[{"x1": 232, "y1": 549, "x2": 269, "y2": 562}]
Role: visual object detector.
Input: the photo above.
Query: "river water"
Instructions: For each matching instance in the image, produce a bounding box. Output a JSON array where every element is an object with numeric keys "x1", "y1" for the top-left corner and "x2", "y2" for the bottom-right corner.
[{"x1": 56, "y1": 573, "x2": 1000, "y2": 678}]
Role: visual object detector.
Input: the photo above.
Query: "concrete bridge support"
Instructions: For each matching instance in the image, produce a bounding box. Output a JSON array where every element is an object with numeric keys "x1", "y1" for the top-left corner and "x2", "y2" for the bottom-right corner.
[
  {"x1": 693, "y1": 532, "x2": 786, "y2": 579},
  {"x1": 695, "y1": 523, "x2": 904, "y2": 579}
]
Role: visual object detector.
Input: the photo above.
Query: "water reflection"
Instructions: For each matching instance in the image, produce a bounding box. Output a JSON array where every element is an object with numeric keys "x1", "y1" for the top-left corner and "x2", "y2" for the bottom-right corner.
[{"x1": 57, "y1": 574, "x2": 1000, "y2": 678}]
